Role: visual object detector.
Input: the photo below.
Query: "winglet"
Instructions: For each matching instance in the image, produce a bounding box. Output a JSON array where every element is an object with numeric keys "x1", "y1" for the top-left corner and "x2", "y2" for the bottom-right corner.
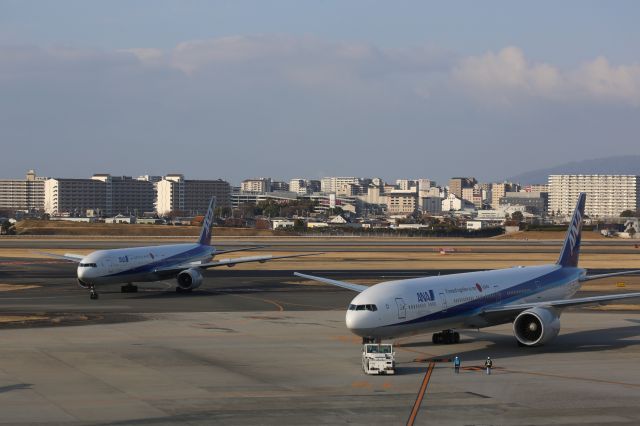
[
  {"x1": 198, "y1": 197, "x2": 216, "y2": 246},
  {"x1": 557, "y1": 192, "x2": 586, "y2": 267}
]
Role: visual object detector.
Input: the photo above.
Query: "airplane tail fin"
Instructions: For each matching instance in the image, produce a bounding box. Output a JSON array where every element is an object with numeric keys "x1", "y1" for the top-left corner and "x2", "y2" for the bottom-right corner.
[
  {"x1": 557, "y1": 192, "x2": 586, "y2": 267},
  {"x1": 198, "y1": 197, "x2": 216, "y2": 246}
]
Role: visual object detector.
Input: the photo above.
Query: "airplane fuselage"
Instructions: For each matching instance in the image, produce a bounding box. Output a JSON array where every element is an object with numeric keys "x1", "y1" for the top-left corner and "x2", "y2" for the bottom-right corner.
[
  {"x1": 345, "y1": 264, "x2": 585, "y2": 339},
  {"x1": 77, "y1": 243, "x2": 215, "y2": 286}
]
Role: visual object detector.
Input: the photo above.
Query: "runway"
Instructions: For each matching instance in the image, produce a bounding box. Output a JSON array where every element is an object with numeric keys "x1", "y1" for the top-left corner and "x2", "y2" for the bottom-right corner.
[{"x1": 1, "y1": 260, "x2": 638, "y2": 317}]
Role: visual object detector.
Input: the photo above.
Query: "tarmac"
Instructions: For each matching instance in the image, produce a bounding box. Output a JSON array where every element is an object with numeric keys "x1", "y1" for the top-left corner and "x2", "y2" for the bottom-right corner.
[
  {"x1": 0, "y1": 311, "x2": 638, "y2": 425},
  {"x1": 0, "y1": 241, "x2": 639, "y2": 425}
]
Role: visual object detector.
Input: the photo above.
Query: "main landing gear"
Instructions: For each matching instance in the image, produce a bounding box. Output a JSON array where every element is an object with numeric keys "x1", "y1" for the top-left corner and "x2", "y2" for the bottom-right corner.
[
  {"x1": 121, "y1": 283, "x2": 138, "y2": 293},
  {"x1": 432, "y1": 329, "x2": 460, "y2": 344}
]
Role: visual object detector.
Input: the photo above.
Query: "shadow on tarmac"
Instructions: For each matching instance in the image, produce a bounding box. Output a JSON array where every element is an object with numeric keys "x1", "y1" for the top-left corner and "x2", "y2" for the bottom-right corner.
[
  {"x1": 400, "y1": 321, "x2": 640, "y2": 363},
  {"x1": 0, "y1": 384, "x2": 32, "y2": 393}
]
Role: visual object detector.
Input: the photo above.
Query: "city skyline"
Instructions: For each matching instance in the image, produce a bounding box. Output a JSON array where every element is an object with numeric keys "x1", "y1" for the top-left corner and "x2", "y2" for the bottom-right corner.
[{"x1": 2, "y1": 1, "x2": 639, "y2": 183}]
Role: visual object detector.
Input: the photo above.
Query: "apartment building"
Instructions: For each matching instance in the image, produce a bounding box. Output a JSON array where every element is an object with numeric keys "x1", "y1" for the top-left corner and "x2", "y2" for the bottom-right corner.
[
  {"x1": 491, "y1": 182, "x2": 520, "y2": 208},
  {"x1": 156, "y1": 174, "x2": 230, "y2": 216},
  {"x1": 320, "y1": 177, "x2": 361, "y2": 194},
  {"x1": 548, "y1": 174, "x2": 640, "y2": 218},
  {"x1": 241, "y1": 178, "x2": 272, "y2": 193},
  {"x1": 448, "y1": 177, "x2": 476, "y2": 199},
  {"x1": 289, "y1": 178, "x2": 321, "y2": 195},
  {"x1": 270, "y1": 181, "x2": 290, "y2": 192},
  {"x1": 44, "y1": 174, "x2": 155, "y2": 216},
  {"x1": 386, "y1": 190, "x2": 418, "y2": 215},
  {"x1": 0, "y1": 170, "x2": 46, "y2": 211}
]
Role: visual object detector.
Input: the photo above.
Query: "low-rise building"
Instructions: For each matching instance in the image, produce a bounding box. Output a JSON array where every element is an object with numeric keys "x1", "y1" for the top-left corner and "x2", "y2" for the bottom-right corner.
[
  {"x1": 386, "y1": 190, "x2": 418, "y2": 215},
  {"x1": 500, "y1": 191, "x2": 548, "y2": 215},
  {"x1": 231, "y1": 191, "x2": 298, "y2": 209}
]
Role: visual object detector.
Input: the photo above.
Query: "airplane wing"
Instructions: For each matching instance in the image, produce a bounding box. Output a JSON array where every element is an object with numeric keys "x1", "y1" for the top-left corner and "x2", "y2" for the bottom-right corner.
[
  {"x1": 154, "y1": 253, "x2": 319, "y2": 273},
  {"x1": 481, "y1": 292, "x2": 640, "y2": 320},
  {"x1": 33, "y1": 251, "x2": 84, "y2": 263},
  {"x1": 293, "y1": 272, "x2": 368, "y2": 293},
  {"x1": 579, "y1": 269, "x2": 640, "y2": 282},
  {"x1": 214, "y1": 246, "x2": 267, "y2": 255}
]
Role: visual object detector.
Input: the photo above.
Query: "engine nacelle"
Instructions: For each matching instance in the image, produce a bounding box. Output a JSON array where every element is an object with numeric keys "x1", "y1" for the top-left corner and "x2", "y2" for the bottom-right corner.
[
  {"x1": 176, "y1": 268, "x2": 203, "y2": 291},
  {"x1": 513, "y1": 307, "x2": 560, "y2": 346}
]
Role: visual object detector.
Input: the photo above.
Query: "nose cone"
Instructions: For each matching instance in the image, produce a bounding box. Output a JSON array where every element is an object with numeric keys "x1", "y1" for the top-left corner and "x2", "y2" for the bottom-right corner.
[
  {"x1": 77, "y1": 258, "x2": 95, "y2": 283},
  {"x1": 345, "y1": 309, "x2": 376, "y2": 338}
]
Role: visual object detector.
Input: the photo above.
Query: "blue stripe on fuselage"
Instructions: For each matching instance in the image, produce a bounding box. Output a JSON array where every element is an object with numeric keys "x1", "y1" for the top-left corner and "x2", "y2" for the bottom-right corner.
[
  {"x1": 384, "y1": 267, "x2": 582, "y2": 328},
  {"x1": 105, "y1": 245, "x2": 212, "y2": 277}
]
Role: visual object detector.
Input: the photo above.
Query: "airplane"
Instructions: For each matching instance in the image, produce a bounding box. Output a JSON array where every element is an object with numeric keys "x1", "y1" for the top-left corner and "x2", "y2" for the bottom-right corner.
[
  {"x1": 295, "y1": 193, "x2": 640, "y2": 347},
  {"x1": 43, "y1": 197, "x2": 315, "y2": 299}
]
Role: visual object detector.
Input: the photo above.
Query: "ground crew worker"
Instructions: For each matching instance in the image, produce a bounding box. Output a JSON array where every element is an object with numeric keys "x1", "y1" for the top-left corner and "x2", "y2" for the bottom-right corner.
[
  {"x1": 453, "y1": 356, "x2": 461, "y2": 374},
  {"x1": 485, "y1": 356, "x2": 493, "y2": 375}
]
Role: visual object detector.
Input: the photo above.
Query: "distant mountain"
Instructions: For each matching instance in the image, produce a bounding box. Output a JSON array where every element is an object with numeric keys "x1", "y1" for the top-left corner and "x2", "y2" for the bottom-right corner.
[{"x1": 507, "y1": 155, "x2": 640, "y2": 184}]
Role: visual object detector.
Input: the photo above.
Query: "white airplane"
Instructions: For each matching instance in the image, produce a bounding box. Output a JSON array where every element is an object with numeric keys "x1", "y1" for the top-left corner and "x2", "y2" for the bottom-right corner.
[
  {"x1": 296, "y1": 193, "x2": 640, "y2": 346},
  {"x1": 44, "y1": 198, "x2": 314, "y2": 299}
]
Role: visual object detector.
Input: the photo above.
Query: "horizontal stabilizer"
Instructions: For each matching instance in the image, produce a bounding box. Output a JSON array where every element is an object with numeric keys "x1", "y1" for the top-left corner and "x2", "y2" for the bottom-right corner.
[{"x1": 580, "y1": 269, "x2": 640, "y2": 282}]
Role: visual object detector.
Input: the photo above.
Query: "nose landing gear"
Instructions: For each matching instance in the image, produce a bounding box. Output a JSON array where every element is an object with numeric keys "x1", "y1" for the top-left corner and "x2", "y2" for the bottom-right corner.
[
  {"x1": 432, "y1": 329, "x2": 460, "y2": 344},
  {"x1": 89, "y1": 286, "x2": 99, "y2": 300}
]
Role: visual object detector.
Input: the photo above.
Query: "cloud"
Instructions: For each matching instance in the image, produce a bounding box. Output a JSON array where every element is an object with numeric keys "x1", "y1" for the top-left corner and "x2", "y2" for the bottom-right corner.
[
  {"x1": 572, "y1": 56, "x2": 640, "y2": 105},
  {"x1": 452, "y1": 46, "x2": 640, "y2": 106}
]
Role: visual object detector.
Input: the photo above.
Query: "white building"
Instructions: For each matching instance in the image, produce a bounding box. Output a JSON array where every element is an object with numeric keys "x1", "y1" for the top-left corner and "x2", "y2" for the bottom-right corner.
[
  {"x1": 357, "y1": 184, "x2": 387, "y2": 205},
  {"x1": 0, "y1": 170, "x2": 46, "y2": 211},
  {"x1": 45, "y1": 174, "x2": 156, "y2": 216},
  {"x1": 396, "y1": 179, "x2": 418, "y2": 191},
  {"x1": 548, "y1": 175, "x2": 640, "y2": 218},
  {"x1": 442, "y1": 193, "x2": 466, "y2": 211},
  {"x1": 241, "y1": 178, "x2": 272, "y2": 193},
  {"x1": 320, "y1": 177, "x2": 361, "y2": 194},
  {"x1": 156, "y1": 174, "x2": 230, "y2": 216},
  {"x1": 289, "y1": 178, "x2": 321, "y2": 195}
]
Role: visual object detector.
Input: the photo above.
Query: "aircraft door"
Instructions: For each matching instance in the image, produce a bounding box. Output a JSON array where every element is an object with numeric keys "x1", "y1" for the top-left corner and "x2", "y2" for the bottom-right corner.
[
  {"x1": 395, "y1": 298, "x2": 406, "y2": 319},
  {"x1": 439, "y1": 291, "x2": 448, "y2": 312},
  {"x1": 104, "y1": 257, "x2": 115, "y2": 274}
]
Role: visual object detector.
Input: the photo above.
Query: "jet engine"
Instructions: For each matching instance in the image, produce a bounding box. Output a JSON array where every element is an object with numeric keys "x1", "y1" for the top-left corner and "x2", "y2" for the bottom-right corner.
[
  {"x1": 513, "y1": 307, "x2": 560, "y2": 346},
  {"x1": 176, "y1": 268, "x2": 203, "y2": 291}
]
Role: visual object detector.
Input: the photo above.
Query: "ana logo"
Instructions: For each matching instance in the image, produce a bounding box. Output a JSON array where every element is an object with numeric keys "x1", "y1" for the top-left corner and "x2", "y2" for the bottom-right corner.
[
  {"x1": 417, "y1": 290, "x2": 435, "y2": 302},
  {"x1": 568, "y1": 209, "x2": 583, "y2": 255},
  {"x1": 475, "y1": 283, "x2": 483, "y2": 292}
]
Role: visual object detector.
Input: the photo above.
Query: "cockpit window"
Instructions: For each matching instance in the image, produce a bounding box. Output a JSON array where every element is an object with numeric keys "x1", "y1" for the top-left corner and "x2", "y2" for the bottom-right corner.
[
  {"x1": 351, "y1": 304, "x2": 377, "y2": 311},
  {"x1": 79, "y1": 263, "x2": 97, "y2": 268}
]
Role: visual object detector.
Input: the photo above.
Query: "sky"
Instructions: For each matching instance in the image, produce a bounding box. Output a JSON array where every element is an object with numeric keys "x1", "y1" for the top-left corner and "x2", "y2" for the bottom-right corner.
[{"x1": 1, "y1": 1, "x2": 639, "y2": 185}]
